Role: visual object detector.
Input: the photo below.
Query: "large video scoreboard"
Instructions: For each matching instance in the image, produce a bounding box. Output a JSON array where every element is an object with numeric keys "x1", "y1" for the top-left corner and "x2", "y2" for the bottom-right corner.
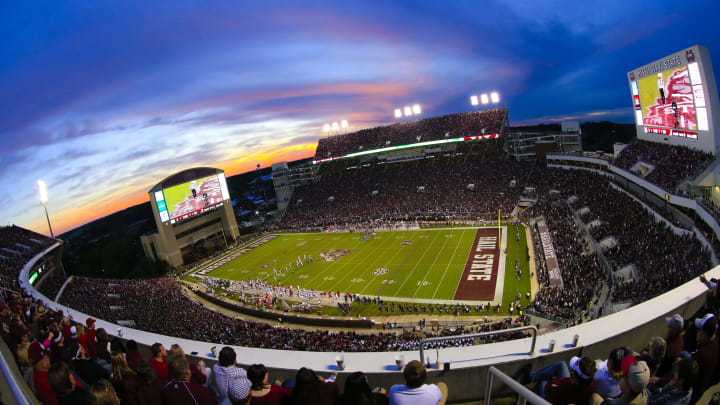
[
  {"x1": 152, "y1": 171, "x2": 231, "y2": 225},
  {"x1": 628, "y1": 45, "x2": 719, "y2": 154}
]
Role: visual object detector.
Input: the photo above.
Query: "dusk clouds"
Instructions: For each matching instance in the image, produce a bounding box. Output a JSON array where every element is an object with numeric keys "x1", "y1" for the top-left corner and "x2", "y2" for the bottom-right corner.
[{"x1": 1, "y1": 0, "x2": 719, "y2": 234}]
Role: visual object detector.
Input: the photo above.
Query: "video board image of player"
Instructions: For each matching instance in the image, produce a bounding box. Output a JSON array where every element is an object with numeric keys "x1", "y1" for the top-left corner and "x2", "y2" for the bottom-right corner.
[
  {"x1": 163, "y1": 175, "x2": 224, "y2": 220},
  {"x1": 637, "y1": 66, "x2": 697, "y2": 131}
]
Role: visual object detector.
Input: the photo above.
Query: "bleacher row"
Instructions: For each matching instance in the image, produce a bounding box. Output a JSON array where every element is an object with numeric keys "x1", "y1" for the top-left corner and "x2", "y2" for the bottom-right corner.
[{"x1": 314, "y1": 109, "x2": 507, "y2": 160}]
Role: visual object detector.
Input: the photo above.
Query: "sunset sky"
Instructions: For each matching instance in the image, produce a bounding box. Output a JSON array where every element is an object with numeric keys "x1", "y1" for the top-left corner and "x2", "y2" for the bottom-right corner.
[{"x1": 2, "y1": 1, "x2": 720, "y2": 235}]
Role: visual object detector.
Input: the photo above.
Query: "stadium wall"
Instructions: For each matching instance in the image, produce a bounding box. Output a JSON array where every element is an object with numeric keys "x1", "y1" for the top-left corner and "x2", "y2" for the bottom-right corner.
[{"x1": 18, "y1": 239, "x2": 720, "y2": 402}]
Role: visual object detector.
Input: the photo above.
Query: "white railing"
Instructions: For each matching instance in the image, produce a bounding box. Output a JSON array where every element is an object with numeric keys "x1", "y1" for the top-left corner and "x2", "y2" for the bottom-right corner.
[
  {"x1": 418, "y1": 326, "x2": 538, "y2": 364},
  {"x1": 485, "y1": 366, "x2": 550, "y2": 405}
]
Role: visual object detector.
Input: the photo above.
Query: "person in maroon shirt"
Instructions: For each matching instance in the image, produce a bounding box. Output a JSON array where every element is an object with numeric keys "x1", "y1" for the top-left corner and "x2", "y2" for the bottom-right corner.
[
  {"x1": 85, "y1": 318, "x2": 97, "y2": 359},
  {"x1": 125, "y1": 340, "x2": 143, "y2": 372},
  {"x1": 529, "y1": 356, "x2": 597, "y2": 405},
  {"x1": 161, "y1": 355, "x2": 216, "y2": 405},
  {"x1": 149, "y1": 342, "x2": 169, "y2": 380},
  {"x1": 691, "y1": 313, "x2": 718, "y2": 403},
  {"x1": 248, "y1": 363, "x2": 292, "y2": 405},
  {"x1": 136, "y1": 360, "x2": 164, "y2": 405}
]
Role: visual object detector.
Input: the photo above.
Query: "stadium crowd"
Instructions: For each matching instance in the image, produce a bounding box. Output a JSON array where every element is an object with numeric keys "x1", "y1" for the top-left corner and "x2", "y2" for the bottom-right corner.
[
  {"x1": 612, "y1": 139, "x2": 714, "y2": 192},
  {"x1": 314, "y1": 109, "x2": 506, "y2": 159}
]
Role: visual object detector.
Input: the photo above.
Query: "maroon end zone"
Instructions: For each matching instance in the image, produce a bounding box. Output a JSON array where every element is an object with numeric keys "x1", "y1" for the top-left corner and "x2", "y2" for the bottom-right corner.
[{"x1": 453, "y1": 228, "x2": 500, "y2": 301}]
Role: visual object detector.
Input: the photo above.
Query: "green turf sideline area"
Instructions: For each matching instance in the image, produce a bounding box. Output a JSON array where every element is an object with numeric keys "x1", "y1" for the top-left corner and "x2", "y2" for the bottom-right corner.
[{"x1": 198, "y1": 225, "x2": 532, "y2": 312}]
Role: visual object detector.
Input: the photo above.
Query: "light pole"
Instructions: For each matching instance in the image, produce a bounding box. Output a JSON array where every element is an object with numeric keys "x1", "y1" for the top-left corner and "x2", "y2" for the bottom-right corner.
[{"x1": 37, "y1": 180, "x2": 54, "y2": 237}]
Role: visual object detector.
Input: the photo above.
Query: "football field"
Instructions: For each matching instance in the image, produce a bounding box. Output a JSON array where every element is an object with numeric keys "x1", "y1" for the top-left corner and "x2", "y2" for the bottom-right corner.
[{"x1": 200, "y1": 226, "x2": 530, "y2": 305}]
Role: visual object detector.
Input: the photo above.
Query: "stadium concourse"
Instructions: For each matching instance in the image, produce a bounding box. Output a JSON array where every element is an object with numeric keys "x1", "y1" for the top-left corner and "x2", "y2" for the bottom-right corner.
[{"x1": 4, "y1": 129, "x2": 720, "y2": 403}]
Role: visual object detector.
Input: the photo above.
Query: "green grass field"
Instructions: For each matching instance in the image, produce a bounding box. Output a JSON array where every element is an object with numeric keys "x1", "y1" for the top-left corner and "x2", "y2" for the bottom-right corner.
[{"x1": 201, "y1": 225, "x2": 532, "y2": 313}]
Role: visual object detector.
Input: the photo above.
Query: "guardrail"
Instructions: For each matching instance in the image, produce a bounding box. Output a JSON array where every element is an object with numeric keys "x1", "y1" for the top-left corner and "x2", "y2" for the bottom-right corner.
[
  {"x1": 484, "y1": 366, "x2": 550, "y2": 405},
  {"x1": 418, "y1": 326, "x2": 537, "y2": 364}
]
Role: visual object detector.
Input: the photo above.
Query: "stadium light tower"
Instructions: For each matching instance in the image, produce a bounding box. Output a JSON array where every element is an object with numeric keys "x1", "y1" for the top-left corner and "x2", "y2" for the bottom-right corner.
[
  {"x1": 323, "y1": 123, "x2": 330, "y2": 134},
  {"x1": 340, "y1": 120, "x2": 348, "y2": 129},
  {"x1": 470, "y1": 95, "x2": 479, "y2": 109},
  {"x1": 480, "y1": 93, "x2": 489, "y2": 105},
  {"x1": 394, "y1": 109, "x2": 402, "y2": 118},
  {"x1": 490, "y1": 91, "x2": 500, "y2": 104},
  {"x1": 37, "y1": 180, "x2": 54, "y2": 237}
]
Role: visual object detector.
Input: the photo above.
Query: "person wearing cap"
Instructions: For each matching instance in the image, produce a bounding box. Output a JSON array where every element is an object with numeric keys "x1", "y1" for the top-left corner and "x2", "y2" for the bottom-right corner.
[
  {"x1": 30, "y1": 341, "x2": 58, "y2": 405},
  {"x1": 528, "y1": 356, "x2": 596, "y2": 405},
  {"x1": 596, "y1": 356, "x2": 650, "y2": 405},
  {"x1": 85, "y1": 317, "x2": 97, "y2": 359},
  {"x1": 161, "y1": 354, "x2": 217, "y2": 405},
  {"x1": 690, "y1": 313, "x2": 718, "y2": 402},
  {"x1": 70, "y1": 342, "x2": 110, "y2": 387},
  {"x1": 657, "y1": 314, "x2": 684, "y2": 378},
  {"x1": 595, "y1": 347, "x2": 634, "y2": 400},
  {"x1": 647, "y1": 358, "x2": 698, "y2": 405},
  {"x1": 228, "y1": 375, "x2": 253, "y2": 405},
  {"x1": 388, "y1": 360, "x2": 447, "y2": 405}
]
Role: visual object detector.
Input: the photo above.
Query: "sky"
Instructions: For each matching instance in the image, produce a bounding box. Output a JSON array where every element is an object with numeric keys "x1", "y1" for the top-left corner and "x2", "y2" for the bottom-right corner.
[{"x1": 2, "y1": 0, "x2": 720, "y2": 236}]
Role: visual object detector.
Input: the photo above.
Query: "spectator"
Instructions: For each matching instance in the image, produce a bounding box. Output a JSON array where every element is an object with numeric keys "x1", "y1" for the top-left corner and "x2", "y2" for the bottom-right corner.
[
  {"x1": 389, "y1": 360, "x2": 446, "y2": 405},
  {"x1": 690, "y1": 313, "x2": 718, "y2": 402},
  {"x1": 125, "y1": 340, "x2": 142, "y2": 372},
  {"x1": 528, "y1": 356, "x2": 596, "y2": 405},
  {"x1": 135, "y1": 360, "x2": 163, "y2": 405},
  {"x1": 247, "y1": 363, "x2": 292, "y2": 405},
  {"x1": 71, "y1": 342, "x2": 111, "y2": 387},
  {"x1": 88, "y1": 380, "x2": 122, "y2": 405},
  {"x1": 596, "y1": 356, "x2": 650, "y2": 405},
  {"x1": 657, "y1": 314, "x2": 684, "y2": 378},
  {"x1": 48, "y1": 361, "x2": 90, "y2": 405},
  {"x1": 338, "y1": 371, "x2": 388, "y2": 405},
  {"x1": 110, "y1": 351, "x2": 139, "y2": 405},
  {"x1": 85, "y1": 318, "x2": 97, "y2": 359},
  {"x1": 169, "y1": 343, "x2": 208, "y2": 386},
  {"x1": 639, "y1": 337, "x2": 666, "y2": 377},
  {"x1": 161, "y1": 355, "x2": 216, "y2": 405},
  {"x1": 228, "y1": 375, "x2": 253, "y2": 405},
  {"x1": 290, "y1": 367, "x2": 339, "y2": 405},
  {"x1": 149, "y1": 343, "x2": 169, "y2": 380},
  {"x1": 94, "y1": 328, "x2": 111, "y2": 364},
  {"x1": 213, "y1": 346, "x2": 247, "y2": 402},
  {"x1": 30, "y1": 341, "x2": 57, "y2": 405},
  {"x1": 595, "y1": 347, "x2": 634, "y2": 400},
  {"x1": 648, "y1": 358, "x2": 698, "y2": 405}
]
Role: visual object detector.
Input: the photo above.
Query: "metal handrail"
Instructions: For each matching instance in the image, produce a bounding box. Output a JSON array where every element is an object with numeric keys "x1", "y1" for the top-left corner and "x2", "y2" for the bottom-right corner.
[
  {"x1": 0, "y1": 341, "x2": 34, "y2": 404},
  {"x1": 485, "y1": 366, "x2": 551, "y2": 405},
  {"x1": 418, "y1": 325, "x2": 537, "y2": 364}
]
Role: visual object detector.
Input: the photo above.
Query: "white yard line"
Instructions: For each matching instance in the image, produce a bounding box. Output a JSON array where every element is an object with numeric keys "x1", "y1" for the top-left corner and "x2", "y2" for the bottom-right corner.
[
  {"x1": 431, "y1": 229, "x2": 469, "y2": 299},
  {"x1": 391, "y1": 231, "x2": 444, "y2": 296}
]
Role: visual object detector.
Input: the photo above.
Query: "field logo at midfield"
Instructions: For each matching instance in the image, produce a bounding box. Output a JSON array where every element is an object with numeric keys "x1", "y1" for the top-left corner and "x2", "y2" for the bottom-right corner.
[
  {"x1": 319, "y1": 249, "x2": 352, "y2": 262},
  {"x1": 454, "y1": 228, "x2": 500, "y2": 301},
  {"x1": 373, "y1": 268, "x2": 389, "y2": 276},
  {"x1": 401, "y1": 240, "x2": 413, "y2": 246}
]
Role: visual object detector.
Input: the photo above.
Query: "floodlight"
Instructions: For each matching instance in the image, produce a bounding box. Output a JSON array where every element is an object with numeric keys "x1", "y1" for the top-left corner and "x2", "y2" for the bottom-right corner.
[
  {"x1": 404, "y1": 106, "x2": 412, "y2": 116},
  {"x1": 332, "y1": 122, "x2": 339, "y2": 130},
  {"x1": 38, "y1": 180, "x2": 48, "y2": 204},
  {"x1": 470, "y1": 95, "x2": 479, "y2": 106},
  {"x1": 394, "y1": 109, "x2": 402, "y2": 118},
  {"x1": 323, "y1": 124, "x2": 330, "y2": 133},
  {"x1": 481, "y1": 94, "x2": 489, "y2": 105},
  {"x1": 412, "y1": 104, "x2": 421, "y2": 115},
  {"x1": 340, "y1": 120, "x2": 348, "y2": 128},
  {"x1": 490, "y1": 92, "x2": 500, "y2": 103}
]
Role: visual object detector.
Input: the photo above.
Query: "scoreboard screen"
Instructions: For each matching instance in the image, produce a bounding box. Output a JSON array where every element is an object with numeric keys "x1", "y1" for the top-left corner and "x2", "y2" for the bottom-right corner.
[
  {"x1": 154, "y1": 172, "x2": 231, "y2": 225},
  {"x1": 628, "y1": 45, "x2": 717, "y2": 153}
]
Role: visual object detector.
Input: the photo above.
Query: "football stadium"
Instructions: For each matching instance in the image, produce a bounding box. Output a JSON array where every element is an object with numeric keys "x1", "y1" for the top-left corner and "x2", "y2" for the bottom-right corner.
[{"x1": 3, "y1": 12, "x2": 720, "y2": 405}]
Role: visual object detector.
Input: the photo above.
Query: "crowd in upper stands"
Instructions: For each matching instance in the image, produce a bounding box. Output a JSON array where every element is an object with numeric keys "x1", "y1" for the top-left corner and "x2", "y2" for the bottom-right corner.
[
  {"x1": 314, "y1": 109, "x2": 506, "y2": 159},
  {"x1": 612, "y1": 139, "x2": 714, "y2": 192}
]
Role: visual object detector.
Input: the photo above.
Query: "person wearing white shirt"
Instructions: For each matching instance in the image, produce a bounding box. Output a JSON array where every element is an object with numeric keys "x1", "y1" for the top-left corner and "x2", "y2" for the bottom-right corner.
[{"x1": 389, "y1": 360, "x2": 447, "y2": 405}]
